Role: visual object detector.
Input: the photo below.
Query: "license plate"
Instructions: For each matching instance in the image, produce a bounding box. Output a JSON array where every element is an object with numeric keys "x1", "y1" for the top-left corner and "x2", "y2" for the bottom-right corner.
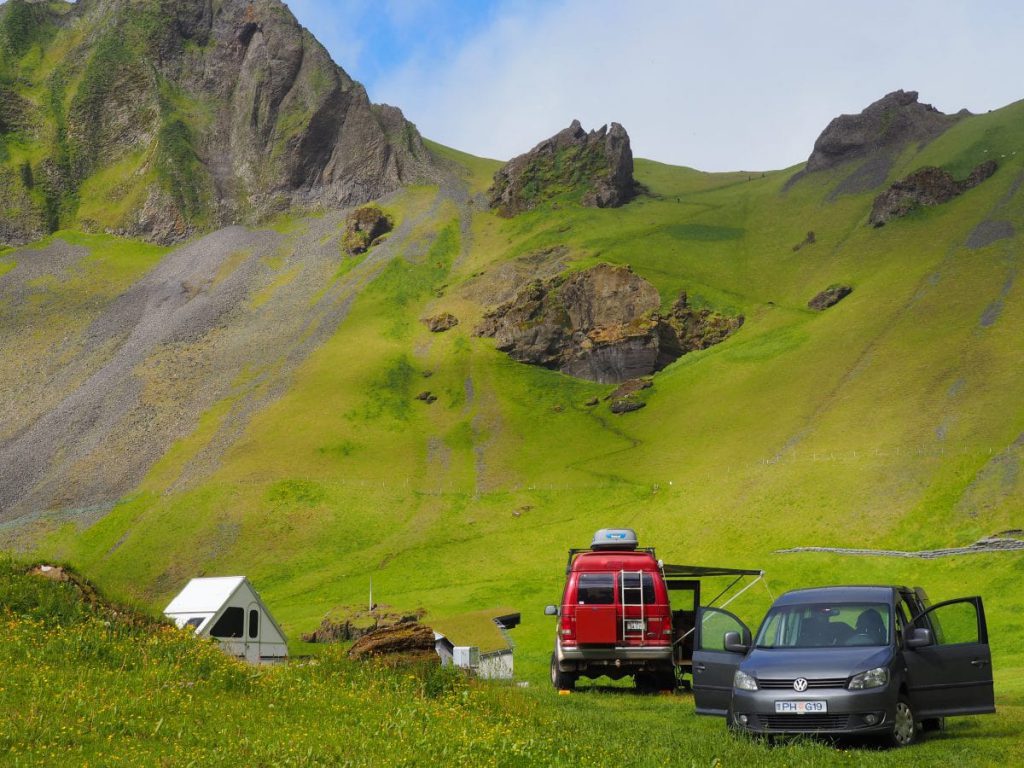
[
  {"x1": 775, "y1": 700, "x2": 827, "y2": 714},
  {"x1": 625, "y1": 620, "x2": 644, "y2": 631}
]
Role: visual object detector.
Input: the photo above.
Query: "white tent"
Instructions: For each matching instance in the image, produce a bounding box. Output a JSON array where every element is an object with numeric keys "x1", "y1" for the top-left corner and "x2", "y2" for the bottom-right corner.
[{"x1": 164, "y1": 576, "x2": 288, "y2": 664}]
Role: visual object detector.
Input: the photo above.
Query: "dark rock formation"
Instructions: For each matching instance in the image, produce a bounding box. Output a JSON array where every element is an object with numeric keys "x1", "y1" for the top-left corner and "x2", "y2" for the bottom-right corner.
[
  {"x1": 610, "y1": 399, "x2": 645, "y2": 414},
  {"x1": 786, "y1": 90, "x2": 967, "y2": 195},
  {"x1": 607, "y1": 378, "x2": 652, "y2": 414},
  {"x1": 488, "y1": 120, "x2": 635, "y2": 216},
  {"x1": 0, "y1": 0, "x2": 438, "y2": 246},
  {"x1": 475, "y1": 264, "x2": 743, "y2": 384},
  {"x1": 808, "y1": 285, "x2": 852, "y2": 311},
  {"x1": 342, "y1": 204, "x2": 393, "y2": 254},
  {"x1": 807, "y1": 91, "x2": 964, "y2": 173},
  {"x1": 422, "y1": 312, "x2": 458, "y2": 332},
  {"x1": 869, "y1": 161, "x2": 997, "y2": 227}
]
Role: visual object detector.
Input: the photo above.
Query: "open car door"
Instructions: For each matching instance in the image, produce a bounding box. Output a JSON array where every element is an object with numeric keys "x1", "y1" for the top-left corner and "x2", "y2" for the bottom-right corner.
[
  {"x1": 692, "y1": 606, "x2": 751, "y2": 716},
  {"x1": 905, "y1": 596, "x2": 995, "y2": 718}
]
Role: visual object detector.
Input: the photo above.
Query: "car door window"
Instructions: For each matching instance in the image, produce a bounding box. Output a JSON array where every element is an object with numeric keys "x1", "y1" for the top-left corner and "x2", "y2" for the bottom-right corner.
[
  {"x1": 698, "y1": 607, "x2": 749, "y2": 651},
  {"x1": 894, "y1": 600, "x2": 909, "y2": 648},
  {"x1": 916, "y1": 600, "x2": 983, "y2": 645}
]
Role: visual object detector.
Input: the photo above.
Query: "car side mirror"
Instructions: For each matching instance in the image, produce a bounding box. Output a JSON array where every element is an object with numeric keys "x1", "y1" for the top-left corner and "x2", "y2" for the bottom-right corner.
[
  {"x1": 544, "y1": 605, "x2": 559, "y2": 616},
  {"x1": 724, "y1": 630, "x2": 749, "y2": 654},
  {"x1": 906, "y1": 627, "x2": 932, "y2": 649}
]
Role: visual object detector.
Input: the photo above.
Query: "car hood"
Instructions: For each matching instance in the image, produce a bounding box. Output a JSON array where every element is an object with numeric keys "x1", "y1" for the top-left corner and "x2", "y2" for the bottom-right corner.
[{"x1": 741, "y1": 647, "x2": 893, "y2": 679}]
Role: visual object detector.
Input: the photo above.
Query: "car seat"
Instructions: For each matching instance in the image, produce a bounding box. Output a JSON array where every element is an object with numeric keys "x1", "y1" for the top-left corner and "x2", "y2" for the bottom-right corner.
[{"x1": 853, "y1": 608, "x2": 887, "y2": 644}]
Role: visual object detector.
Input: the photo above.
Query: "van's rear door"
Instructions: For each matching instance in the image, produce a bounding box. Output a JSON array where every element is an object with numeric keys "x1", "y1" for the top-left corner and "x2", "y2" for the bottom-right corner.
[
  {"x1": 692, "y1": 606, "x2": 751, "y2": 716},
  {"x1": 575, "y1": 572, "x2": 617, "y2": 644},
  {"x1": 906, "y1": 596, "x2": 995, "y2": 718}
]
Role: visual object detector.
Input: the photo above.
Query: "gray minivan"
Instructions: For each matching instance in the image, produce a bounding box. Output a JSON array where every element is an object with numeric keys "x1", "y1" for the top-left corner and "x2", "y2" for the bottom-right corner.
[{"x1": 692, "y1": 586, "x2": 995, "y2": 746}]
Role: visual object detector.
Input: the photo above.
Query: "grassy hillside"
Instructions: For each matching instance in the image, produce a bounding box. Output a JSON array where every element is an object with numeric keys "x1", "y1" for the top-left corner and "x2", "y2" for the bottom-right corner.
[
  {"x1": 4, "y1": 557, "x2": 1022, "y2": 767},
  {"x1": 1, "y1": 94, "x2": 1022, "y2": 763}
]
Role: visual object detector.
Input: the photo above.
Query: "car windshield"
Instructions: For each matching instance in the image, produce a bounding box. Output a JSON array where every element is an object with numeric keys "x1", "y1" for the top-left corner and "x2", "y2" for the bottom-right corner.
[{"x1": 755, "y1": 603, "x2": 891, "y2": 648}]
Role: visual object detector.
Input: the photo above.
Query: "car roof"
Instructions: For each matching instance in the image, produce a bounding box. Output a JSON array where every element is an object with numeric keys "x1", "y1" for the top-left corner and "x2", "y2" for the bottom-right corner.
[
  {"x1": 570, "y1": 550, "x2": 659, "y2": 572},
  {"x1": 773, "y1": 586, "x2": 905, "y2": 606}
]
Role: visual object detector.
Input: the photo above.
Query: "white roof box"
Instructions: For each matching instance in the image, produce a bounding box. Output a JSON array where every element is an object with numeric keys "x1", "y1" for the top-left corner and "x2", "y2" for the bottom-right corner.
[{"x1": 591, "y1": 528, "x2": 639, "y2": 551}]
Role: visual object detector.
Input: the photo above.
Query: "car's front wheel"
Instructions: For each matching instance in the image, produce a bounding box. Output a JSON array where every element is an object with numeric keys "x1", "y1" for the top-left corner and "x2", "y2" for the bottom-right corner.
[{"x1": 887, "y1": 695, "x2": 918, "y2": 747}]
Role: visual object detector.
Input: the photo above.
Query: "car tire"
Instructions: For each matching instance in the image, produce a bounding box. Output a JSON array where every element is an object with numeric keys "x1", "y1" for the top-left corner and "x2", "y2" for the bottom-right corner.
[
  {"x1": 657, "y1": 668, "x2": 678, "y2": 692},
  {"x1": 550, "y1": 652, "x2": 577, "y2": 691},
  {"x1": 633, "y1": 671, "x2": 656, "y2": 693},
  {"x1": 887, "y1": 695, "x2": 918, "y2": 747}
]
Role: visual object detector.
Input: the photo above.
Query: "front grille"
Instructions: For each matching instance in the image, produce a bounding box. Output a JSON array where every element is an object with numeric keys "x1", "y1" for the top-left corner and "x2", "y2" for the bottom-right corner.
[
  {"x1": 758, "y1": 714, "x2": 852, "y2": 731},
  {"x1": 758, "y1": 677, "x2": 848, "y2": 689}
]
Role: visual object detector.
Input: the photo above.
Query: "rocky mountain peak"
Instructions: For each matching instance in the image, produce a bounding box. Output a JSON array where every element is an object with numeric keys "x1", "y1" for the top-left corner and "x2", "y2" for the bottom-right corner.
[
  {"x1": 805, "y1": 90, "x2": 966, "y2": 173},
  {"x1": 0, "y1": 0, "x2": 439, "y2": 246},
  {"x1": 488, "y1": 120, "x2": 636, "y2": 216}
]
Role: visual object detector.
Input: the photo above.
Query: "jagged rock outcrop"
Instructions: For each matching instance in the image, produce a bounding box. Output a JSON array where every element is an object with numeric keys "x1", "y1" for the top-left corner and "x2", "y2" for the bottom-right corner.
[
  {"x1": 786, "y1": 90, "x2": 968, "y2": 195},
  {"x1": 807, "y1": 91, "x2": 964, "y2": 172},
  {"x1": 869, "y1": 161, "x2": 997, "y2": 227},
  {"x1": 808, "y1": 285, "x2": 852, "y2": 311},
  {"x1": 342, "y1": 204, "x2": 393, "y2": 254},
  {"x1": 475, "y1": 264, "x2": 743, "y2": 384},
  {"x1": 0, "y1": 0, "x2": 438, "y2": 246},
  {"x1": 488, "y1": 120, "x2": 635, "y2": 216}
]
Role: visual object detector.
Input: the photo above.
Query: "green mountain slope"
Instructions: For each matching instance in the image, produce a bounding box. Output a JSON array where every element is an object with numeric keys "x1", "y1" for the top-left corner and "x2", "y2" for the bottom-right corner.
[
  {"x1": 1, "y1": 92, "x2": 1019, "y2": 710},
  {"x1": 0, "y1": 0, "x2": 435, "y2": 246}
]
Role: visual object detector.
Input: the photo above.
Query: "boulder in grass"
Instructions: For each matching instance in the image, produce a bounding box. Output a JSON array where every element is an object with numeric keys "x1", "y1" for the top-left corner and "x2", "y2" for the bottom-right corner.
[
  {"x1": 423, "y1": 312, "x2": 459, "y2": 332},
  {"x1": 808, "y1": 285, "x2": 853, "y2": 311}
]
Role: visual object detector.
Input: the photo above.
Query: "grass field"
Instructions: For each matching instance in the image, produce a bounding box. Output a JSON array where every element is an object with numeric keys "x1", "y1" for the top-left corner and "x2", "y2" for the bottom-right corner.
[
  {"x1": 3, "y1": 96, "x2": 1023, "y2": 765},
  {"x1": 3, "y1": 557, "x2": 1022, "y2": 767}
]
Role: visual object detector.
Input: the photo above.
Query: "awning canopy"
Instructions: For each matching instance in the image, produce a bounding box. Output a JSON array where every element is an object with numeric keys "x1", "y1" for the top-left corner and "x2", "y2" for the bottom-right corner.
[{"x1": 662, "y1": 564, "x2": 763, "y2": 578}]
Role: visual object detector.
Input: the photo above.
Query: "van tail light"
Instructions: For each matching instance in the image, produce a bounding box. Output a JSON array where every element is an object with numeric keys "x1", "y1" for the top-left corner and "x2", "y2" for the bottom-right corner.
[
  {"x1": 647, "y1": 614, "x2": 673, "y2": 642},
  {"x1": 560, "y1": 615, "x2": 576, "y2": 644}
]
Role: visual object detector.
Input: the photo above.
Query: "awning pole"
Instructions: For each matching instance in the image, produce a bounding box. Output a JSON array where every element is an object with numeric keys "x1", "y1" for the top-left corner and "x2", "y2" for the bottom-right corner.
[
  {"x1": 673, "y1": 573, "x2": 766, "y2": 646},
  {"x1": 705, "y1": 574, "x2": 743, "y2": 607}
]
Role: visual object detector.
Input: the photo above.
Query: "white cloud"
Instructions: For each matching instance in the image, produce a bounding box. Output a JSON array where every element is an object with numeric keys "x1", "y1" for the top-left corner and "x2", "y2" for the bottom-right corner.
[{"x1": 371, "y1": 0, "x2": 1024, "y2": 170}]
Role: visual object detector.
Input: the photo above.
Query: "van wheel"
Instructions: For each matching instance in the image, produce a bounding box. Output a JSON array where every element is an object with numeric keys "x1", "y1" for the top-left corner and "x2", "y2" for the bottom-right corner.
[
  {"x1": 550, "y1": 652, "x2": 576, "y2": 691},
  {"x1": 634, "y1": 672, "x2": 656, "y2": 692},
  {"x1": 888, "y1": 696, "x2": 918, "y2": 747}
]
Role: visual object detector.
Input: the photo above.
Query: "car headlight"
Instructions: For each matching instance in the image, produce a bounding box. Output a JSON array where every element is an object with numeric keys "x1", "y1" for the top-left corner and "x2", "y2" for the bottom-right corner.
[
  {"x1": 848, "y1": 666, "x2": 889, "y2": 690},
  {"x1": 733, "y1": 670, "x2": 758, "y2": 691}
]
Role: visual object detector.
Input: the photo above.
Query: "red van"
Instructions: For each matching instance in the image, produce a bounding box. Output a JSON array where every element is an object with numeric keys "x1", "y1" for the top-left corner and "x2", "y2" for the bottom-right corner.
[
  {"x1": 546, "y1": 529, "x2": 764, "y2": 691},
  {"x1": 545, "y1": 529, "x2": 676, "y2": 690}
]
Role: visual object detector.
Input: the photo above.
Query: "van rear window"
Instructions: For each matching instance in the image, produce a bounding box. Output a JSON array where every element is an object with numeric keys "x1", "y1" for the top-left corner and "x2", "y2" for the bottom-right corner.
[{"x1": 578, "y1": 573, "x2": 615, "y2": 604}]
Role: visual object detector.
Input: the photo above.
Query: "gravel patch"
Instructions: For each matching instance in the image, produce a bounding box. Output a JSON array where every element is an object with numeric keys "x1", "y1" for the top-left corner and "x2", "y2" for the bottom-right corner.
[
  {"x1": 1, "y1": 171, "x2": 474, "y2": 529},
  {"x1": 966, "y1": 220, "x2": 1015, "y2": 249}
]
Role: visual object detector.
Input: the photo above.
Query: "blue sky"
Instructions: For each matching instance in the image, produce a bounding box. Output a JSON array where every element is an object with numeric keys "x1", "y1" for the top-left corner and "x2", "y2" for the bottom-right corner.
[{"x1": 286, "y1": 2, "x2": 1022, "y2": 170}]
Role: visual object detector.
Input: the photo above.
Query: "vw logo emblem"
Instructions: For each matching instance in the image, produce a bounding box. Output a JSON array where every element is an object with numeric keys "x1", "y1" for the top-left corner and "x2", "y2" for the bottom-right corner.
[{"x1": 793, "y1": 678, "x2": 809, "y2": 692}]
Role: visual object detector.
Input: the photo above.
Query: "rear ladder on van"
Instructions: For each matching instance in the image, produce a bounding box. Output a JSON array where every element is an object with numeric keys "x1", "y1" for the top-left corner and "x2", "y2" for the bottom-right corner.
[{"x1": 620, "y1": 570, "x2": 646, "y2": 645}]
